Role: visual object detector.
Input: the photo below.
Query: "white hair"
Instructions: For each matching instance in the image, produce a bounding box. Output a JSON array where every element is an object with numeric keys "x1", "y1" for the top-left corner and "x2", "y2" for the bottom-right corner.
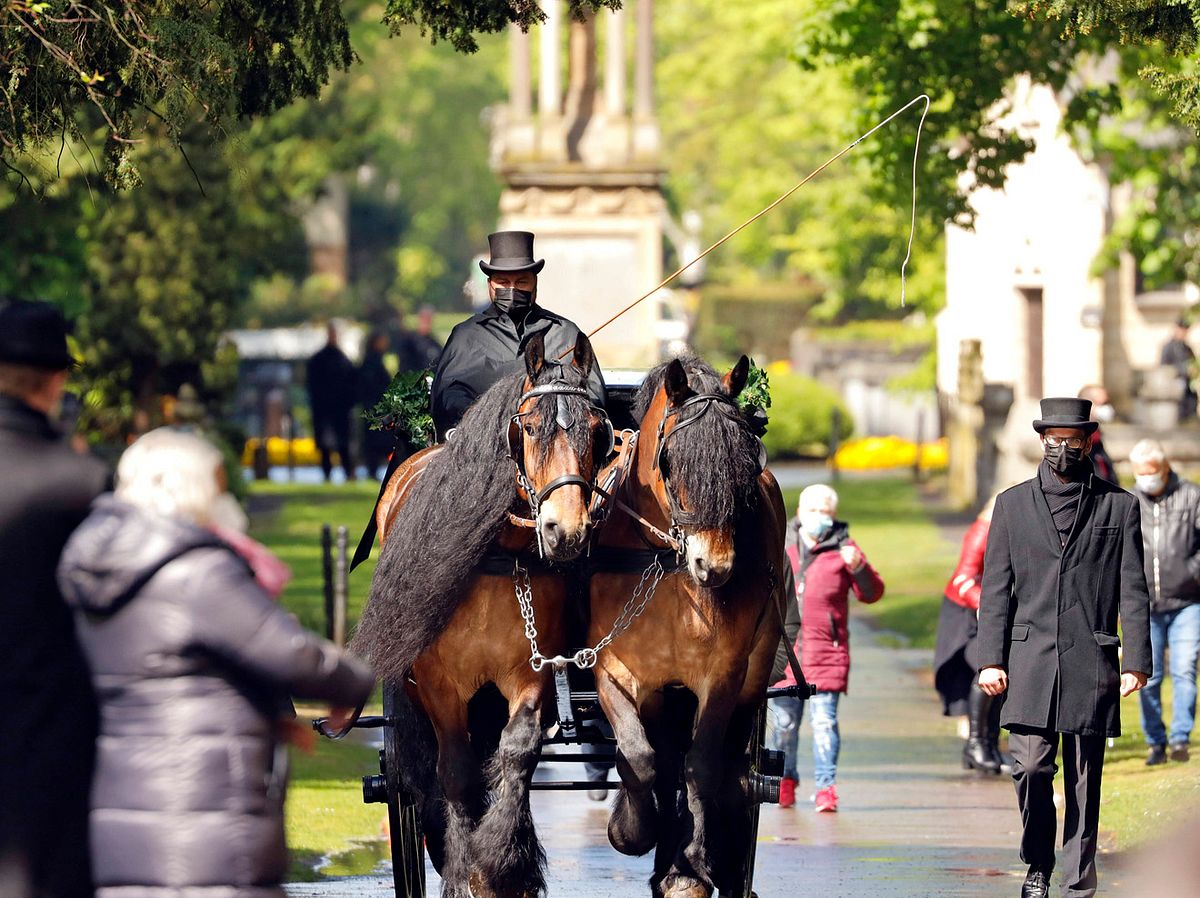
[
  {"x1": 115, "y1": 428, "x2": 226, "y2": 525},
  {"x1": 798, "y1": 483, "x2": 839, "y2": 513},
  {"x1": 1129, "y1": 438, "x2": 1167, "y2": 467}
]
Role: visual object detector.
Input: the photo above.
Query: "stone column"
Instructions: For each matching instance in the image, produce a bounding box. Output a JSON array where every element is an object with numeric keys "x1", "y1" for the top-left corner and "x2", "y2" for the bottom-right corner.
[
  {"x1": 538, "y1": 0, "x2": 567, "y2": 160},
  {"x1": 510, "y1": 23, "x2": 532, "y2": 119},
  {"x1": 948, "y1": 339, "x2": 984, "y2": 509},
  {"x1": 632, "y1": 0, "x2": 659, "y2": 159},
  {"x1": 604, "y1": 5, "x2": 625, "y2": 117}
]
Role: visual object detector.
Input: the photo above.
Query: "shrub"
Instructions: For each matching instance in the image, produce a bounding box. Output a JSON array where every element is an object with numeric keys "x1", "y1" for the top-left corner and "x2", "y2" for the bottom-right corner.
[{"x1": 762, "y1": 372, "x2": 853, "y2": 459}]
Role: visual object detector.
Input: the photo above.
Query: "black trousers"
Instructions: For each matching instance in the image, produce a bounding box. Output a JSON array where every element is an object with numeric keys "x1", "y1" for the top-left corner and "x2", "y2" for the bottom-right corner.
[
  {"x1": 1008, "y1": 727, "x2": 1106, "y2": 897},
  {"x1": 314, "y1": 413, "x2": 354, "y2": 480}
]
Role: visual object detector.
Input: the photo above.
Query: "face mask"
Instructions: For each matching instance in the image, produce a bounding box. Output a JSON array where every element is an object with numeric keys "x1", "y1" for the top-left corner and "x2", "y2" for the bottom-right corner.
[
  {"x1": 799, "y1": 511, "x2": 834, "y2": 541},
  {"x1": 1044, "y1": 441, "x2": 1084, "y2": 474},
  {"x1": 1136, "y1": 472, "x2": 1167, "y2": 495},
  {"x1": 492, "y1": 286, "x2": 534, "y2": 315},
  {"x1": 1093, "y1": 404, "x2": 1115, "y2": 424}
]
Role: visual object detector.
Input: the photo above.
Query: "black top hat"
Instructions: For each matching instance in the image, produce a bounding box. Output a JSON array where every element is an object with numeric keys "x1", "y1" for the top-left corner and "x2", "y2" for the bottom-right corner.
[
  {"x1": 1032, "y1": 397, "x2": 1098, "y2": 434},
  {"x1": 479, "y1": 231, "x2": 545, "y2": 276},
  {"x1": 0, "y1": 299, "x2": 74, "y2": 370}
]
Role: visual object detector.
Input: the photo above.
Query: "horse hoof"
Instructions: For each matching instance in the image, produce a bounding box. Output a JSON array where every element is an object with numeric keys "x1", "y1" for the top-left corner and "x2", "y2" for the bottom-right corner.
[{"x1": 661, "y1": 874, "x2": 711, "y2": 898}]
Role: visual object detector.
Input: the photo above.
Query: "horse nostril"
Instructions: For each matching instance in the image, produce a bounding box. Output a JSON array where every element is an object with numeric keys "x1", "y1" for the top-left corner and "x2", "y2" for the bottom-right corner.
[{"x1": 542, "y1": 520, "x2": 561, "y2": 549}]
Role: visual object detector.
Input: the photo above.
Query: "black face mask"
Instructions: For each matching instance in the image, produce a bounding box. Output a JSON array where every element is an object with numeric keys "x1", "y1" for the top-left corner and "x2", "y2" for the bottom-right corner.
[
  {"x1": 492, "y1": 287, "x2": 534, "y2": 315},
  {"x1": 1044, "y1": 441, "x2": 1085, "y2": 474}
]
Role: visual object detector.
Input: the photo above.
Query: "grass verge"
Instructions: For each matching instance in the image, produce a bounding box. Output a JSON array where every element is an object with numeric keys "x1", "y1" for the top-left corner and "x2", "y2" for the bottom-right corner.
[{"x1": 248, "y1": 483, "x2": 387, "y2": 879}]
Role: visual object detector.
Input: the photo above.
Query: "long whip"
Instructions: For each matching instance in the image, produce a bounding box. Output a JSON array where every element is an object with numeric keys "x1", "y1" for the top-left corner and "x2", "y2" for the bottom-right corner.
[{"x1": 573, "y1": 93, "x2": 932, "y2": 350}]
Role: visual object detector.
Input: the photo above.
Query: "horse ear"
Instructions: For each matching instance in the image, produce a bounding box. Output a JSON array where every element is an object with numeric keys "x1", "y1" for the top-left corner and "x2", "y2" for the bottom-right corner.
[
  {"x1": 665, "y1": 359, "x2": 691, "y2": 406},
  {"x1": 723, "y1": 355, "x2": 750, "y2": 398},
  {"x1": 572, "y1": 332, "x2": 594, "y2": 378},
  {"x1": 525, "y1": 332, "x2": 546, "y2": 379}
]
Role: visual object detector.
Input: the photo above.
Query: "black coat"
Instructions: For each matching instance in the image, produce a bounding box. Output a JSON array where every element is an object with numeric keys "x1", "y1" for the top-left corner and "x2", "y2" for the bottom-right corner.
[
  {"x1": 0, "y1": 394, "x2": 109, "y2": 897},
  {"x1": 1134, "y1": 472, "x2": 1200, "y2": 612},
  {"x1": 430, "y1": 304, "x2": 606, "y2": 437},
  {"x1": 57, "y1": 497, "x2": 375, "y2": 898},
  {"x1": 977, "y1": 466, "x2": 1153, "y2": 736},
  {"x1": 306, "y1": 344, "x2": 357, "y2": 425}
]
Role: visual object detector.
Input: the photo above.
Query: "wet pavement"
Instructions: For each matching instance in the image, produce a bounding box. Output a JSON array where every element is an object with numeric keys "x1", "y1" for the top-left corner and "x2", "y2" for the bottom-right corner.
[{"x1": 286, "y1": 621, "x2": 1137, "y2": 897}]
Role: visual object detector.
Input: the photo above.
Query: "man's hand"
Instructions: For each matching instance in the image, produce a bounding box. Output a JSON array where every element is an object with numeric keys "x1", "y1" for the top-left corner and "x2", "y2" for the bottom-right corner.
[
  {"x1": 839, "y1": 545, "x2": 864, "y2": 572},
  {"x1": 1120, "y1": 671, "x2": 1148, "y2": 698},
  {"x1": 978, "y1": 666, "x2": 1008, "y2": 697}
]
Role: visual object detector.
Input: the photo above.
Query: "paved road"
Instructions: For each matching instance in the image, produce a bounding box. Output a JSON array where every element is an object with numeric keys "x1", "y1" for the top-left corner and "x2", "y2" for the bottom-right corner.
[{"x1": 287, "y1": 621, "x2": 1138, "y2": 897}]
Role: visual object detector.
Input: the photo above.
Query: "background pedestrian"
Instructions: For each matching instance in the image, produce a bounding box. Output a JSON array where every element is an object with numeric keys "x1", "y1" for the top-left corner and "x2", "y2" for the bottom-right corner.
[
  {"x1": 358, "y1": 330, "x2": 394, "y2": 479},
  {"x1": 306, "y1": 322, "x2": 358, "y2": 482},
  {"x1": 0, "y1": 298, "x2": 109, "y2": 898},
  {"x1": 769, "y1": 483, "x2": 885, "y2": 812},
  {"x1": 934, "y1": 494, "x2": 1011, "y2": 774},
  {"x1": 1162, "y1": 320, "x2": 1197, "y2": 422},
  {"x1": 57, "y1": 429, "x2": 375, "y2": 898},
  {"x1": 1130, "y1": 438, "x2": 1200, "y2": 765}
]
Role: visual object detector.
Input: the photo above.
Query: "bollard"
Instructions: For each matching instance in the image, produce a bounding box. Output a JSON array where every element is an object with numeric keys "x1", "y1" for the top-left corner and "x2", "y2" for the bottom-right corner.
[
  {"x1": 334, "y1": 525, "x2": 349, "y2": 648},
  {"x1": 321, "y1": 524, "x2": 334, "y2": 641},
  {"x1": 829, "y1": 407, "x2": 842, "y2": 482}
]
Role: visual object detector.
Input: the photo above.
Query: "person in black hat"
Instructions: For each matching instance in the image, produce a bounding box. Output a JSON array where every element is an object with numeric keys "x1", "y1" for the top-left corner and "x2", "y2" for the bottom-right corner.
[
  {"x1": 430, "y1": 231, "x2": 606, "y2": 437},
  {"x1": 0, "y1": 299, "x2": 108, "y2": 898},
  {"x1": 976, "y1": 397, "x2": 1152, "y2": 898}
]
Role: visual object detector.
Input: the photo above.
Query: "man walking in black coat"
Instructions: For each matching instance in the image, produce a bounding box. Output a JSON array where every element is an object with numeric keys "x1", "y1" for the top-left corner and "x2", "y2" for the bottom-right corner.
[
  {"x1": 978, "y1": 397, "x2": 1152, "y2": 898},
  {"x1": 0, "y1": 299, "x2": 109, "y2": 898},
  {"x1": 306, "y1": 322, "x2": 358, "y2": 482},
  {"x1": 430, "y1": 231, "x2": 605, "y2": 437}
]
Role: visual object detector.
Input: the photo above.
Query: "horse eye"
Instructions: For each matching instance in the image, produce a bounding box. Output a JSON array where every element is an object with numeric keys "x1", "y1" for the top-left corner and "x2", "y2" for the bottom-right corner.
[{"x1": 523, "y1": 424, "x2": 535, "y2": 436}]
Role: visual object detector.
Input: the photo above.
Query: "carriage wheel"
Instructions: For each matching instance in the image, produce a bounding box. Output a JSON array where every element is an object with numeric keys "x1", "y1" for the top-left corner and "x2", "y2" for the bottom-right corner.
[
  {"x1": 718, "y1": 700, "x2": 769, "y2": 898},
  {"x1": 383, "y1": 682, "x2": 426, "y2": 898}
]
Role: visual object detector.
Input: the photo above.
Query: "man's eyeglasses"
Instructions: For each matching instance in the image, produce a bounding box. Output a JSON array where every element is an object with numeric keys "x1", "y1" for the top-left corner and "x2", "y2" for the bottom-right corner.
[{"x1": 1043, "y1": 435, "x2": 1087, "y2": 450}]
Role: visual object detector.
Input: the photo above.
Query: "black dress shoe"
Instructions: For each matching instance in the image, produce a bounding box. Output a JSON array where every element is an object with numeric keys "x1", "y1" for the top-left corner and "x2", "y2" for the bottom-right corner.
[
  {"x1": 1021, "y1": 867, "x2": 1051, "y2": 898},
  {"x1": 1147, "y1": 744, "x2": 1168, "y2": 766}
]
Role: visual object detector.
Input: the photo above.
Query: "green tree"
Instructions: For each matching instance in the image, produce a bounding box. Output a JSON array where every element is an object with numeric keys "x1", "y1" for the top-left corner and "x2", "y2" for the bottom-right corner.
[
  {"x1": 657, "y1": 0, "x2": 944, "y2": 320},
  {"x1": 2, "y1": 0, "x2": 614, "y2": 185}
]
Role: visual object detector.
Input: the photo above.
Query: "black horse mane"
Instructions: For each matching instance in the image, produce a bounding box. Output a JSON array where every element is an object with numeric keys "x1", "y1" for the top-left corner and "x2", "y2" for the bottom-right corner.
[
  {"x1": 351, "y1": 360, "x2": 591, "y2": 683},
  {"x1": 634, "y1": 355, "x2": 760, "y2": 529}
]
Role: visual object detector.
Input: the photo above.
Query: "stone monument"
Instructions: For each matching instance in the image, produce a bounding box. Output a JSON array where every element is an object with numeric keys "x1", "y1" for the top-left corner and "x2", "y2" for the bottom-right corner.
[{"x1": 490, "y1": 0, "x2": 666, "y2": 366}]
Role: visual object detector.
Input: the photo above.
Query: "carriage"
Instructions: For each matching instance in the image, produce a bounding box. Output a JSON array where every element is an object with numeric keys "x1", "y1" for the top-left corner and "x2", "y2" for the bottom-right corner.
[{"x1": 316, "y1": 345, "x2": 812, "y2": 898}]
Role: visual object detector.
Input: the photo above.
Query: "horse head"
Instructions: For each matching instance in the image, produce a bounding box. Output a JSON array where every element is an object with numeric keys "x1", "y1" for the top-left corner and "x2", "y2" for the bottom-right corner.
[
  {"x1": 643, "y1": 354, "x2": 763, "y2": 588},
  {"x1": 509, "y1": 331, "x2": 612, "y2": 561}
]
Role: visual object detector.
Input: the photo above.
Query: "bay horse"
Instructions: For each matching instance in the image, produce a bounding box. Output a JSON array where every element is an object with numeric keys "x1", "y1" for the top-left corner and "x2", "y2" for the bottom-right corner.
[
  {"x1": 351, "y1": 332, "x2": 612, "y2": 898},
  {"x1": 588, "y1": 355, "x2": 788, "y2": 898}
]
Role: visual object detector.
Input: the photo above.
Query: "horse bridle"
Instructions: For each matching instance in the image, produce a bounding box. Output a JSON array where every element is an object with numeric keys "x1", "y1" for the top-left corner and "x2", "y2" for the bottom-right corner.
[
  {"x1": 651, "y1": 391, "x2": 767, "y2": 542},
  {"x1": 507, "y1": 382, "x2": 615, "y2": 520}
]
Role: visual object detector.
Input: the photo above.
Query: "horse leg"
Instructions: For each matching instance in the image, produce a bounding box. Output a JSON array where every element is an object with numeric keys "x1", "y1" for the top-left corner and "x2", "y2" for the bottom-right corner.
[
  {"x1": 469, "y1": 682, "x2": 547, "y2": 898},
  {"x1": 649, "y1": 694, "x2": 687, "y2": 897},
  {"x1": 661, "y1": 683, "x2": 740, "y2": 898},
  {"x1": 597, "y1": 669, "x2": 659, "y2": 857},
  {"x1": 422, "y1": 690, "x2": 484, "y2": 898},
  {"x1": 710, "y1": 702, "x2": 759, "y2": 895}
]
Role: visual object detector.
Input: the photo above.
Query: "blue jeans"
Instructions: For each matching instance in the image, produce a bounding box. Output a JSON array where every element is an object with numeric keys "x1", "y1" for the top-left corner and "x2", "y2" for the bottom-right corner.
[
  {"x1": 1140, "y1": 603, "x2": 1200, "y2": 747},
  {"x1": 767, "y1": 691, "x2": 841, "y2": 788}
]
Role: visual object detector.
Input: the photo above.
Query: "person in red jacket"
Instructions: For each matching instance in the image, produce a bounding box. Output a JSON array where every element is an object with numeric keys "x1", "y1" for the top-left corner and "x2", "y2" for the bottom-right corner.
[
  {"x1": 769, "y1": 483, "x2": 885, "y2": 812},
  {"x1": 933, "y1": 496, "x2": 1010, "y2": 774}
]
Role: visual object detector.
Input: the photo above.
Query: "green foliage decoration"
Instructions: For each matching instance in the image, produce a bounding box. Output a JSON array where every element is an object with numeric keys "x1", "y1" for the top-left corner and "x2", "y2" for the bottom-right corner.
[
  {"x1": 364, "y1": 369, "x2": 435, "y2": 449},
  {"x1": 738, "y1": 359, "x2": 772, "y2": 414}
]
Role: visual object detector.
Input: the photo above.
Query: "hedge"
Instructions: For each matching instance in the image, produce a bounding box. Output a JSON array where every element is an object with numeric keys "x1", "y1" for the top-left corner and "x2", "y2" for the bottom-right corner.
[{"x1": 762, "y1": 372, "x2": 854, "y2": 460}]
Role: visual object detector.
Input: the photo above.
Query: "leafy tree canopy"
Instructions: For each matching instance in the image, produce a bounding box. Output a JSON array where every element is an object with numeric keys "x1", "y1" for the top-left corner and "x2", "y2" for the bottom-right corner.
[{"x1": 1, "y1": 0, "x2": 612, "y2": 185}]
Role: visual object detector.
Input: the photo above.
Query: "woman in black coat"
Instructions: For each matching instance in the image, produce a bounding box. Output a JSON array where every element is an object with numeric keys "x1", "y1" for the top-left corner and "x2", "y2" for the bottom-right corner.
[{"x1": 57, "y1": 429, "x2": 375, "y2": 898}]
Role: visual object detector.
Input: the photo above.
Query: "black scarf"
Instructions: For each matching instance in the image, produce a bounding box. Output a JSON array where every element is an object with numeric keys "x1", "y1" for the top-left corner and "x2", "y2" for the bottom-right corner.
[{"x1": 1039, "y1": 460, "x2": 1084, "y2": 546}]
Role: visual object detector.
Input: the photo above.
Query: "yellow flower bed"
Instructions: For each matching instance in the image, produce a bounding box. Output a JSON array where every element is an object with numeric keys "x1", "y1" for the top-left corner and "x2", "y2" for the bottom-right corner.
[
  {"x1": 241, "y1": 437, "x2": 323, "y2": 467},
  {"x1": 832, "y1": 435, "x2": 948, "y2": 471}
]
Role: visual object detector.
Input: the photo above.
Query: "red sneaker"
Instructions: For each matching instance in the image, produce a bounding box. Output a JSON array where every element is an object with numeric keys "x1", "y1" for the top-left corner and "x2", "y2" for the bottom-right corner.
[
  {"x1": 814, "y1": 785, "x2": 838, "y2": 813},
  {"x1": 779, "y1": 776, "x2": 797, "y2": 808}
]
